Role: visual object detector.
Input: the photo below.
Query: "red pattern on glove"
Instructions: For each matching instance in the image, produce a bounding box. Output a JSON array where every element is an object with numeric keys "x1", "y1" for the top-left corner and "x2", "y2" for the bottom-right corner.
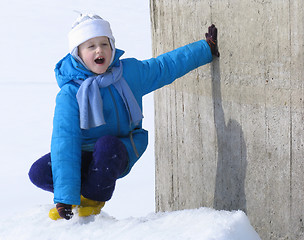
[
  {"x1": 205, "y1": 24, "x2": 220, "y2": 57},
  {"x1": 56, "y1": 203, "x2": 73, "y2": 220}
]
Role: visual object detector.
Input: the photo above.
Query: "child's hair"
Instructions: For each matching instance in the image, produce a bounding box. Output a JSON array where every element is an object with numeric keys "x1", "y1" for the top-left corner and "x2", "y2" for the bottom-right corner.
[{"x1": 68, "y1": 13, "x2": 116, "y2": 66}]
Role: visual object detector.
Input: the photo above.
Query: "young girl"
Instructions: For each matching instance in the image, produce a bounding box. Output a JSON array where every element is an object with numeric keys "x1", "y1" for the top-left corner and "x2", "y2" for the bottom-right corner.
[{"x1": 29, "y1": 13, "x2": 219, "y2": 220}]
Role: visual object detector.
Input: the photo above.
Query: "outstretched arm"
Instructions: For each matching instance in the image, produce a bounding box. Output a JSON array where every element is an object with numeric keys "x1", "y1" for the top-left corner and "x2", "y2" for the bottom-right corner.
[{"x1": 129, "y1": 24, "x2": 220, "y2": 96}]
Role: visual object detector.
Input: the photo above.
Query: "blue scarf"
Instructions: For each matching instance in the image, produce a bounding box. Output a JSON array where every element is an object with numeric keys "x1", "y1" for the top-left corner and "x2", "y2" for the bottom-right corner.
[{"x1": 75, "y1": 61, "x2": 143, "y2": 129}]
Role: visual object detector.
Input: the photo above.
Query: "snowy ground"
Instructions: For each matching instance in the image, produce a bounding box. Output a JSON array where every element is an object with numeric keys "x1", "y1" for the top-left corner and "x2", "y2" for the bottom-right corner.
[
  {"x1": 0, "y1": 0, "x2": 261, "y2": 239},
  {"x1": 0, "y1": 206, "x2": 261, "y2": 240}
]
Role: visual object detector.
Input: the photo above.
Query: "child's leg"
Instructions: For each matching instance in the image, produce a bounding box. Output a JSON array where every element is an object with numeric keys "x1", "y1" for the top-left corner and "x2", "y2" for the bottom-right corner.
[
  {"x1": 28, "y1": 153, "x2": 54, "y2": 192},
  {"x1": 81, "y1": 135, "x2": 128, "y2": 202},
  {"x1": 29, "y1": 136, "x2": 128, "y2": 201},
  {"x1": 29, "y1": 152, "x2": 93, "y2": 193}
]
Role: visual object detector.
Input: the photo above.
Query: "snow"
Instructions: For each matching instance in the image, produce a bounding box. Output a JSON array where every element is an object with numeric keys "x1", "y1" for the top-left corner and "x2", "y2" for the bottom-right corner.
[
  {"x1": 0, "y1": 206, "x2": 261, "y2": 240},
  {"x1": 0, "y1": 0, "x2": 261, "y2": 239}
]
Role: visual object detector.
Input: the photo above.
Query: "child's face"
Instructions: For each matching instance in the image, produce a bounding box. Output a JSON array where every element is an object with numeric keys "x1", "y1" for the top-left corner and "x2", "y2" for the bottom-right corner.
[{"x1": 78, "y1": 36, "x2": 112, "y2": 74}]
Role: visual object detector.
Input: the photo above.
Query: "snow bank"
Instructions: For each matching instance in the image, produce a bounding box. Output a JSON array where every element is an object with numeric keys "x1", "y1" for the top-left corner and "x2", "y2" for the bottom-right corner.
[{"x1": 0, "y1": 206, "x2": 261, "y2": 240}]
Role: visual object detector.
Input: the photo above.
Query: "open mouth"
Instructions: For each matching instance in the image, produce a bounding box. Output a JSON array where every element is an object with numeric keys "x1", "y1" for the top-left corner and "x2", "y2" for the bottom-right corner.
[{"x1": 95, "y1": 57, "x2": 105, "y2": 64}]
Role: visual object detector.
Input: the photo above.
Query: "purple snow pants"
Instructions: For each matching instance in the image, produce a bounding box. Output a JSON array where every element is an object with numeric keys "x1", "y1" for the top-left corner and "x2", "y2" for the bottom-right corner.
[{"x1": 28, "y1": 136, "x2": 128, "y2": 202}]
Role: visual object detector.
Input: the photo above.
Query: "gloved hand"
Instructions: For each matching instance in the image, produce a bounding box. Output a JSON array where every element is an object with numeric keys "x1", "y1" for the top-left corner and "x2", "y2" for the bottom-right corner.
[
  {"x1": 205, "y1": 24, "x2": 220, "y2": 57},
  {"x1": 56, "y1": 203, "x2": 73, "y2": 220}
]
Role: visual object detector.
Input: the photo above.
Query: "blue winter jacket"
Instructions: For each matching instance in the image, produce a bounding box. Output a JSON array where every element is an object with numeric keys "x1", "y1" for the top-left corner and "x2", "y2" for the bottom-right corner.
[{"x1": 51, "y1": 40, "x2": 213, "y2": 205}]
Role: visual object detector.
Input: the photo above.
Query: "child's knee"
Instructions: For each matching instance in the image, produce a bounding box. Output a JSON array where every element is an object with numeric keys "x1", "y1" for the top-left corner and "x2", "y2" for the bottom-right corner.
[
  {"x1": 94, "y1": 136, "x2": 128, "y2": 161},
  {"x1": 93, "y1": 135, "x2": 128, "y2": 177},
  {"x1": 95, "y1": 135, "x2": 126, "y2": 152},
  {"x1": 28, "y1": 153, "x2": 53, "y2": 191}
]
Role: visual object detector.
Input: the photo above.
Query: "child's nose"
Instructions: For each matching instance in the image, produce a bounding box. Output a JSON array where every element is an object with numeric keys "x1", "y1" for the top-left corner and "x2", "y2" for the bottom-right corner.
[{"x1": 96, "y1": 46, "x2": 102, "y2": 54}]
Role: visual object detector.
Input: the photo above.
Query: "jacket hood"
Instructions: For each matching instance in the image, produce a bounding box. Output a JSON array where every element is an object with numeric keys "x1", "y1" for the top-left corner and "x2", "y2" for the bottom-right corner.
[{"x1": 55, "y1": 48, "x2": 125, "y2": 88}]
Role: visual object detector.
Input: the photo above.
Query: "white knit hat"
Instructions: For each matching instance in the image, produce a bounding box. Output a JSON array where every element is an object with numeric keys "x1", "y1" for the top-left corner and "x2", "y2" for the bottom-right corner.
[{"x1": 68, "y1": 14, "x2": 116, "y2": 68}]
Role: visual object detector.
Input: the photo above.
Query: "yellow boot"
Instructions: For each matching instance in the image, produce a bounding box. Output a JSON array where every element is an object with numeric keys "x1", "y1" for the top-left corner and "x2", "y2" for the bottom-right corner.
[
  {"x1": 49, "y1": 207, "x2": 61, "y2": 220},
  {"x1": 77, "y1": 195, "x2": 105, "y2": 217}
]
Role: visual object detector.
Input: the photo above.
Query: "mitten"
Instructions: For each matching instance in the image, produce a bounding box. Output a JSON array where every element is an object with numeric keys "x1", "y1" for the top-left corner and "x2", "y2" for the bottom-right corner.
[
  {"x1": 205, "y1": 24, "x2": 220, "y2": 57},
  {"x1": 56, "y1": 203, "x2": 74, "y2": 220}
]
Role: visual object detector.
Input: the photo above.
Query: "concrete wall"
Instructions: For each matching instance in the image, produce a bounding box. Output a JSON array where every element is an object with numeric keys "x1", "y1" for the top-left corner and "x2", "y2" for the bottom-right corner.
[{"x1": 150, "y1": 0, "x2": 304, "y2": 239}]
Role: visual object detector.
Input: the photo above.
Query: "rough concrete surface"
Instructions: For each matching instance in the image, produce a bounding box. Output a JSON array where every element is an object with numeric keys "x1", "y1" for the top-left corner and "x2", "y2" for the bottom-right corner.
[{"x1": 150, "y1": 0, "x2": 304, "y2": 239}]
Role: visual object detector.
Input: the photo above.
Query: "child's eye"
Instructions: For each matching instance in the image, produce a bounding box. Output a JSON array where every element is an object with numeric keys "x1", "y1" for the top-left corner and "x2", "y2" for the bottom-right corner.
[{"x1": 88, "y1": 45, "x2": 95, "y2": 48}]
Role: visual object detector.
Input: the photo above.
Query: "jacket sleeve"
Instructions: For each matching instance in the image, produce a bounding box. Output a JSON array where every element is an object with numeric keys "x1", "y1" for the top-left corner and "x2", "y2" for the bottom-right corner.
[
  {"x1": 138, "y1": 40, "x2": 212, "y2": 95},
  {"x1": 51, "y1": 85, "x2": 82, "y2": 205}
]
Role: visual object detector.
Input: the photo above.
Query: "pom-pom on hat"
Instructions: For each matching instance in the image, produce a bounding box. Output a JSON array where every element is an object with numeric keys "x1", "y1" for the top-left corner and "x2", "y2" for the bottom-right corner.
[{"x1": 68, "y1": 13, "x2": 116, "y2": 67}]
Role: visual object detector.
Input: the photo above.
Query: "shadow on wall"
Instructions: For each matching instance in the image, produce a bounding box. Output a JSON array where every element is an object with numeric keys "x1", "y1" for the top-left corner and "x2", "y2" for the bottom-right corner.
[{"x1": 211, "y1": 59, "x2": 247, "y2": 213}]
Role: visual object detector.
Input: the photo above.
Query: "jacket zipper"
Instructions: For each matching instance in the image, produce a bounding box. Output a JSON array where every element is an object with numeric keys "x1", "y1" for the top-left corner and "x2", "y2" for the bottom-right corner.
[
  {"x1": 108, "y1": 86, "x2": 120, "y2": 136},
  {"x1": 108, "y1": 86, "x2": 140, "y2": 158},
  {"x1": 129, "y1": 130, "x2": 140, "y2": 158}
]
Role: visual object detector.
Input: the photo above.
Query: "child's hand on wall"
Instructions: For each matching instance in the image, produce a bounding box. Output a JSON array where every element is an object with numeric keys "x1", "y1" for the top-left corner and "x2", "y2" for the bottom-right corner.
[{"x1": 205, "y1": 24, "x2": 220, "y2": 57}]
